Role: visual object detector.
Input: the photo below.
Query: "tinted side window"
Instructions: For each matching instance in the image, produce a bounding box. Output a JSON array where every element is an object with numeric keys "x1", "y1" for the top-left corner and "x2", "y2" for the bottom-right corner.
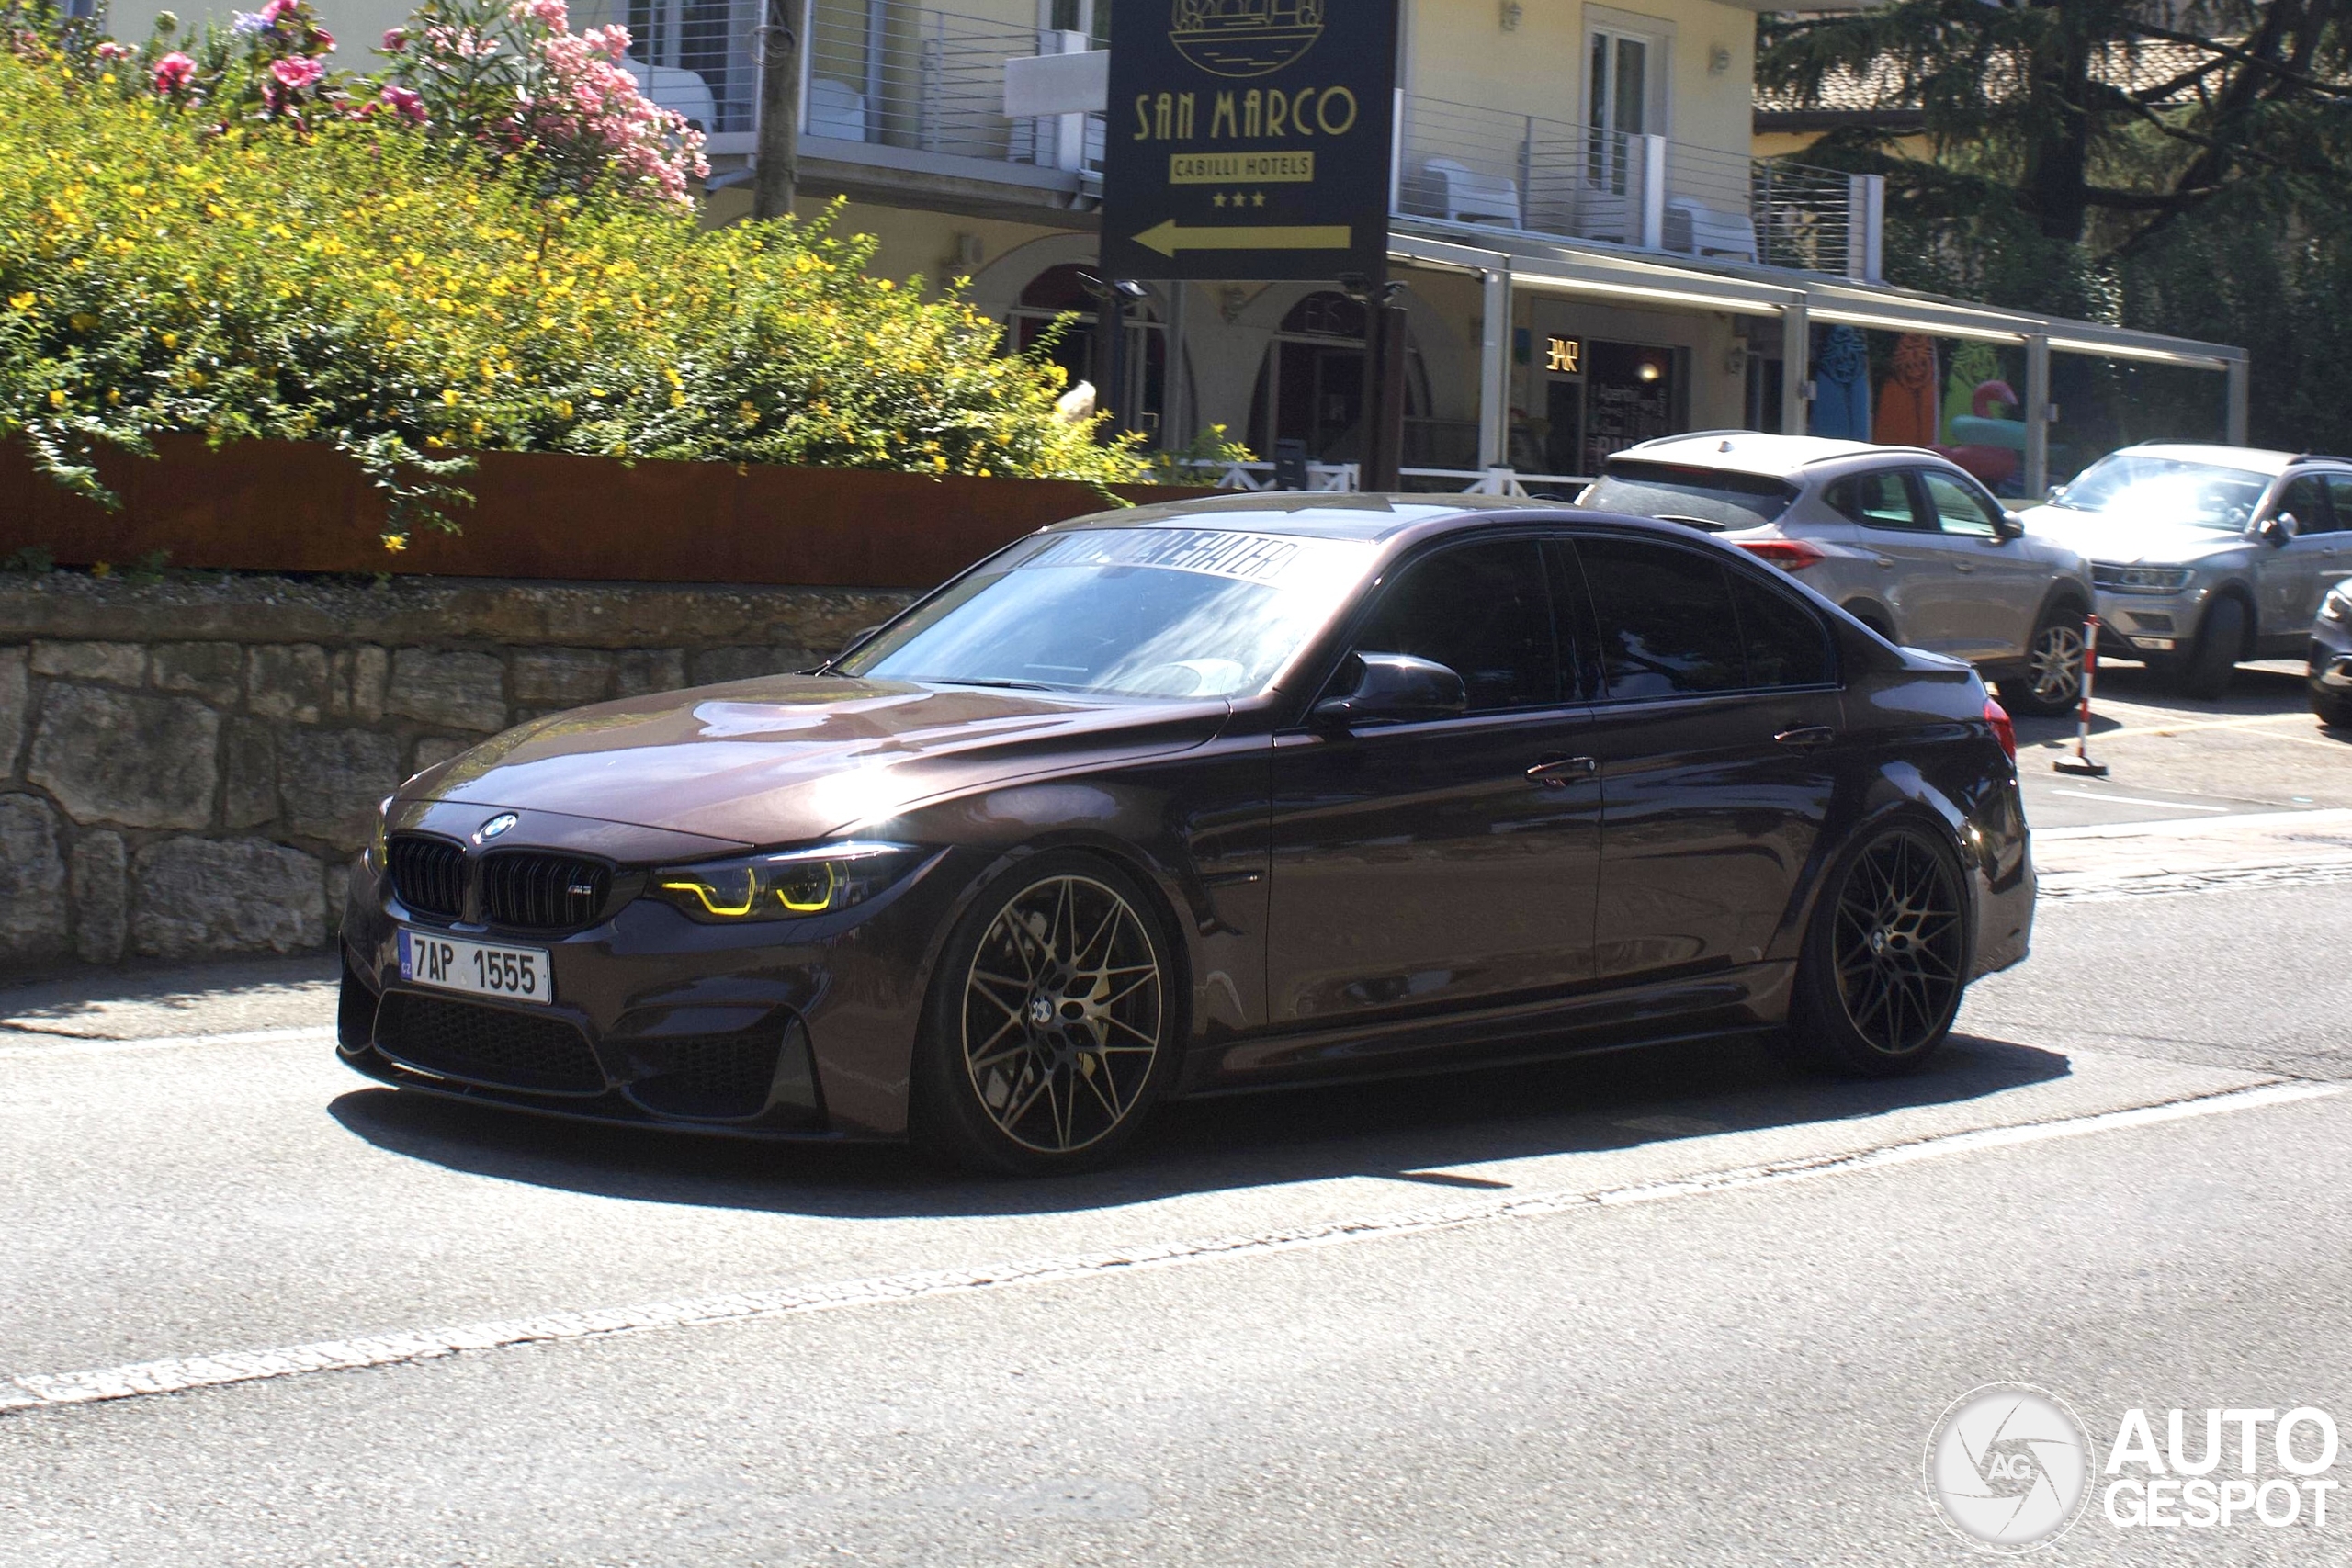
[
  {"x1": 1576, "y1": 537, "x2": 1747, "y2": 700},
  {"x1": 1920, "y1": 470, "x2": 2003, "y2": 538},
  {"x1": 1730, "y1": 572, "x2": 1835, "y2": 688},
  {"x1": 1827, "y1": 470, "x2": 1927, "y2": 531},
  {"x1": 2279, "y1": 475, "x2": 2337, "y2": 534},
  {"x1": 1352, "y1": 539, "x2": 1557, "y2": 711},
  {"x1": 2327, "y1": 476, "x2": 2352, "y2": 533}
]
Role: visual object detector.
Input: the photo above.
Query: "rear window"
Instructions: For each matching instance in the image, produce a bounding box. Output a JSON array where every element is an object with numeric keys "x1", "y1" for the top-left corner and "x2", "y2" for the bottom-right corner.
[{"x1": 1579, "y1": 461, "x2": 1798, "y2": 532}]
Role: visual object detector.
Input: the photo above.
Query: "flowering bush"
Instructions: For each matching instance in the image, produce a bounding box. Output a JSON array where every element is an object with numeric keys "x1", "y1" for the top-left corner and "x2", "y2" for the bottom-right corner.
[
  {"x1": 0, "y1": 34, "x2": 1141, "y2": 546},
  {"x1": 383, "y1": 0, "x2": 706, "y2": 210}
]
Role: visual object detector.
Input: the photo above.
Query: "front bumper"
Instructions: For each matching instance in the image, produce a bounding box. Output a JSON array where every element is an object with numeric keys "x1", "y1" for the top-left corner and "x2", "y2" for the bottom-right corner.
[
  {"x1": 2092, "y1": 586, "x2": 2208, "y2": 657},
  {"x1": 337, "y1": 844, "x2": 970, "y2": 1142},
  {"x1": 2312, "y1": 618, "x2": 2352, "y2": 692}
]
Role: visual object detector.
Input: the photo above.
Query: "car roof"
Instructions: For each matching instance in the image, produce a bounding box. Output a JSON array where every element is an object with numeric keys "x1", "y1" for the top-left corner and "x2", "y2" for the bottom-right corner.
[
  {"x1": 1604, "y1": 431, "x2": 1939, "y2": 479},
  {"x1": 1051, "y1": 491, "x2": 1544, "y2": 542},
  {"x1": 2114, "y1": 443, "x2": 2304, "y2": 475}
]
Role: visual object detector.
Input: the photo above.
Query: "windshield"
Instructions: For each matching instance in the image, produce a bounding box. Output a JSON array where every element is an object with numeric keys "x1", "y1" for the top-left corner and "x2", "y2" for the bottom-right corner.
[
  {"x1": 2052, "y1": 455, "x2": 2271, "y2": 532},
  {"x1": 836, "y1": 526, "x2": 1374, "y2": 698},
  {"x1": 1579, "y1": 461, "x2": 1798, "y2": 531}
]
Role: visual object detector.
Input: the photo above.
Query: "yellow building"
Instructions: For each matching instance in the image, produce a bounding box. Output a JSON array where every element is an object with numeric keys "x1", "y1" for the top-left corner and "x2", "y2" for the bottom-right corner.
[{"x1": 114, "y1": 0, "x2": 2248, "y2": 494}]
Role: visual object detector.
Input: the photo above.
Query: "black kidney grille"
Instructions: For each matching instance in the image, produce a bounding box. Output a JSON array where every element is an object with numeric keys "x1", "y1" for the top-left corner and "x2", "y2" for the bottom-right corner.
[
  {"x1": 387, "y1": 835, "x2": 465, "y2": 921},
  {"x1": 627, "y1": 1033, "x2": 784, "y2": 1122},
  {"x1": 374, "y1": 991, "x2": 605, "y2": 1095},
  {"x1": 481, "y1": 852, "x2": 612, "y2": 931}
]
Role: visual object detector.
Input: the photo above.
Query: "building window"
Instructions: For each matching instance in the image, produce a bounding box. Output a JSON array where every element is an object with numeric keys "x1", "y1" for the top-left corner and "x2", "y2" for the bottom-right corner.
[
  {"x1": 1246, "y1": 292, "x2": 1434, "y2": 467},
  {"x1": 1008, "y1": 264, "x2": 1169, "y2": 434}
]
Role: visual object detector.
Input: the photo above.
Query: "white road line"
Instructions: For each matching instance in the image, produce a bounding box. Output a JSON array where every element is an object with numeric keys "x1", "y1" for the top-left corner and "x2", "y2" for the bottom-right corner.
[
  {"x1": 2045, "y1": 789, "x2": 2234, "y2": 812},
  {"x1": 2, "y1": 1078, "x2": 2333, "y2": 1417},
  {"x1": 2038, "y1": 807, "x2": 2352, "y2": 840},
  {"x1": 0, "y1": 1025, "x2": 335, "y2": 1062}
]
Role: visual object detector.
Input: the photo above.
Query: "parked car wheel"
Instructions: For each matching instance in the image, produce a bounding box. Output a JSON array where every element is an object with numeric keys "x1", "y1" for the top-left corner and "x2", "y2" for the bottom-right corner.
[
  {"x1": 2179, "y1": 594, "x2": 2248, "y2": 700},
  {"x1": 1776, "y1": 822, "x2": 1967, "y2": 1077},
  {"x1": 910, "y1": 852, "x2": 1179, "y2": 1176},
  {"x1": 2315, "y1": 688, "x2": 2352, "y2": 730},
  {"x1": 1997, "y1": 605, "x2": 2086, "y2": 717}
]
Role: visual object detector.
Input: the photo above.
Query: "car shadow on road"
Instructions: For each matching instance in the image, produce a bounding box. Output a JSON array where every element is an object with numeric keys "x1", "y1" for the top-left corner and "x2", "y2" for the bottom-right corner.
[
  {"x1": 2010, "y1": 660, "x2": 2317, "y2": 749},
  {"x1": 326, "y1": 1030, "x2": 2073, "y2": 1221}
]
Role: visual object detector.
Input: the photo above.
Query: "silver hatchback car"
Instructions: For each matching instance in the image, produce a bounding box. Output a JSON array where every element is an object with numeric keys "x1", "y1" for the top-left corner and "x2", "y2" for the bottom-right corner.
[
  {"x1": 1580, "y1": 434, "x2": 2096, "y2": 716},
  {"x1": 2022, "y1": 444, "x2": 2352, "y2": 699}
]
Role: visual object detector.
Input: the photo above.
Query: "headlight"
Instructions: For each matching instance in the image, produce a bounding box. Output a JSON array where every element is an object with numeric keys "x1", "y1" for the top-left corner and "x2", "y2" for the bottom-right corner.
[
  {"x1": 368, "y1": 796, "x2": 391, "y2": 872},
  {"x1": 2324, "y1": 588, "x2": 2351, "y2": 625},
  {"x1": 649, "y1": 841, "x2": 921, "y2": 922},
  {"x1": 2089, "y1": 563, "x2": 2196, "y2": 594}
]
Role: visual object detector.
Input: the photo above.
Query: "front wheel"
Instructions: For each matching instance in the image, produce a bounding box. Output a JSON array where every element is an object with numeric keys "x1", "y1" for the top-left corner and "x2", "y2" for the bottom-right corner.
[
  {"x1": 2315, "y1": 686, "x2": 2352, "y2": 730},
  {"x1": 1776, "y1": 823, "x2": 1969, "y2": 1077},
  {"x1": 2178, "y1": 594, "x2": 2247, "y2": 700},
  {"x1": 1996, "y1": 606, "x2": 2086, "y2": 717},
  {"x1": 910, "y1": 852, "x2": 1179, "y2": 1176}
]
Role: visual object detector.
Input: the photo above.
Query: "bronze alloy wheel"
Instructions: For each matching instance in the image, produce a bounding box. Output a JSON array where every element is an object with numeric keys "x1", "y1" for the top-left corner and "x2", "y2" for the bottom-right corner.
[
  {"x1": 1830, "y1": 829, "x2": 1965, "y2": 1056},
  {"x1": 959, "y1": 874, "x2": 1166, "y2": 1156}
]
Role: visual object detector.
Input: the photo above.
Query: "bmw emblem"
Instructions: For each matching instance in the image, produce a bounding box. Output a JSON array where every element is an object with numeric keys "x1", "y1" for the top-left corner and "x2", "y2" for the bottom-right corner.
[{"x1": 476, "y1": 812, "x2": 519, "y2": 843}]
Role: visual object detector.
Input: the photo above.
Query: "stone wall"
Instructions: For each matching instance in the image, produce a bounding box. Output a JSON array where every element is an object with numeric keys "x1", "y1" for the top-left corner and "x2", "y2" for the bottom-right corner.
[{"x1": 0, "y1": 572, "x2": 915, "y2": 973}]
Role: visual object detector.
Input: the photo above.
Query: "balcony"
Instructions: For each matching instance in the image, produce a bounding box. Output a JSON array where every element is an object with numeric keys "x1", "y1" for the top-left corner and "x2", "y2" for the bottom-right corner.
[{"x1": 1394, "y1": 94, "x2": 1874, "y2": 278}]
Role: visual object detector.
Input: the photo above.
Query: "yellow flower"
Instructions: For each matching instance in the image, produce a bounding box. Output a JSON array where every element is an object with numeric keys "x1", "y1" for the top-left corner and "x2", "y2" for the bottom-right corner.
[
  {"x1": 380, "y1": 534, "x2": 408, "y2": 553},
  {"x1": 47, "y1": 389, "x2": 66, "y2": 408},
  {"x1": 161, "y1": 331, "x2": 178, "y2": 348},
  {"x1": 441, "y1": 389, "x2": 459, "y2": 406},
  {"x1": 554, "y1": 400, "x2": 573, "y2": 419},
  {"x1": 91, "y1": 562, "x2": 111, "y2": 578},
  {"x1": 6, "y1": 292, "x2": 32, "y2": 311}
]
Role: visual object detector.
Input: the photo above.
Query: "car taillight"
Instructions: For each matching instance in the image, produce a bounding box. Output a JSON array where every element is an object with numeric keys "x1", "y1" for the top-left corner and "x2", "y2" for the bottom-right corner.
[
  {"x1": 1984, "y1": 697, "x2": 2017, "y2": 763},
  {"x1": 1736, "y1": 538, "x2": 1827, "y2": 571}
]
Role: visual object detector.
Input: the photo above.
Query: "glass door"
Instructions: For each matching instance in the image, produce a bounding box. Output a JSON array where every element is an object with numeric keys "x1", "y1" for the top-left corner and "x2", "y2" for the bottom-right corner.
[{"x1": 1586, "y1": 31, "x2": 1648, "y2": 194}]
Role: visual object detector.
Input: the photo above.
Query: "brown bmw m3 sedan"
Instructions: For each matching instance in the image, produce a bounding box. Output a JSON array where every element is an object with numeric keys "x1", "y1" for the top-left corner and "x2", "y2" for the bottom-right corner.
[{"x1": 338, "y1": 495, "x2": 2035, "y2": 1174}]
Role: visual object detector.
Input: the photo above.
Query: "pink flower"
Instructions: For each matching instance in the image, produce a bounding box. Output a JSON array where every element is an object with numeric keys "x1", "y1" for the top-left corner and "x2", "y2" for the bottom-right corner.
[
  {"x1": 259, "y1": 0, "x2": 300, "y2": 25},
  {"x1": 515, "y1": 0, "x2": 569, "y2": 28},
  {"x1": 151, "y1": 51, "x2": 195, "y2": 93},
  {"x1": 270, "y1": 54, "x2": 323, "y2": 91},
  {"x1": 312, "y1": 27, "x2": 334, "y2": 51},
  {"x1": 378, "y1": 85, "x2": 425, "y2": 124},
  {"x1": 94, "y1": 40, "x2": 130, "y2": 61},
  {"x1": 380, "y1": 27, "x2": 408, "y2": 52}
]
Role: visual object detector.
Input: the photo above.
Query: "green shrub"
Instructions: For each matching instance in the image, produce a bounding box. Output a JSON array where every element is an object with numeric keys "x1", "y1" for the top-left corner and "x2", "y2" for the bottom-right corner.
[{"x1": 0, "y1": 27, "x2": 1142, "y2": 546}]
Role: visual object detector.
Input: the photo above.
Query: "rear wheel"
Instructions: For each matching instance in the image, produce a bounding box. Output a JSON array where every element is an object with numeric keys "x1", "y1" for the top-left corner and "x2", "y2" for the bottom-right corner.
[
  {"x1": 1997, "y1": 605, "x2": 2086, "y2": 717},
  {"x1": 2178, "y1": 594, "x2": 2247, "y2": 700},
  {"x1": 2316, "y1": 687, "x2": 2352, "y2": 730},
  {"x1": 1777, "y1": 823, "x2": 1968, "y2": 1077},
  {"x1": 910, "y1": 852, "x2": 1178, "y2": 1176}
]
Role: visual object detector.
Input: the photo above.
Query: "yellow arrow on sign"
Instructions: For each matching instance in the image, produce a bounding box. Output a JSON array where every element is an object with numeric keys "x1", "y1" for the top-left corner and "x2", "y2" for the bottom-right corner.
[{"x1": 1133, "y1": 219, "x2": 1352, "y2": 255}]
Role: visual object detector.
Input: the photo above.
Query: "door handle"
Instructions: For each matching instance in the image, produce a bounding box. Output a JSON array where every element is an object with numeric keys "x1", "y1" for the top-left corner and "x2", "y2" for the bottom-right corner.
[
  {"x1": 1528, "y1": 755, "x2": 1599, "y2": 787},
  {"x1": 1871, "y1": 555, "x2": 1894, "y2": 569},
  {"x1": 1951, "y1": 559, "x2": 1975, "y2": 573},
  {"x1": 1774, "y1": 726, "x2": 1837, "y2": 750}
]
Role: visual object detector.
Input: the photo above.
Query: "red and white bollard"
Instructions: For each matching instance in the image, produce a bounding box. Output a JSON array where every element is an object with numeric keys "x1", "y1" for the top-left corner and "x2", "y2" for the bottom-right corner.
[{"x1": 2052, "y1": 614, "x2": 2110, "y2": 777}]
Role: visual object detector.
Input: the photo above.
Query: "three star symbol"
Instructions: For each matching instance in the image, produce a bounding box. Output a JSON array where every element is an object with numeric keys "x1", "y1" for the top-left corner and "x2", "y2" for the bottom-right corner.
[{"x1": 1210, "y1": 192, "x2": 1268, "y2": 208}]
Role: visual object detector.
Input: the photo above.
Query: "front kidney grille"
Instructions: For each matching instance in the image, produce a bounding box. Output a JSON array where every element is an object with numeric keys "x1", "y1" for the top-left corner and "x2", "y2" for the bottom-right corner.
[
  {"x1": 374, "y1": 990, "x2": 605, "y2": 1095},
  {"x1": 627, "y1": 1032, "x2": 784, "y2": 1122},
  {"x1": 387, "y1": 835, "x2": 465, "y2": 921},
  {"x1": 480, "y1": 852, "x2": 613, "y2": 931}
]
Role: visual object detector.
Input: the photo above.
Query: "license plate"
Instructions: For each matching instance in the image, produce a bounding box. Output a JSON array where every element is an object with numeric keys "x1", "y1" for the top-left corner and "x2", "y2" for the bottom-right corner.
[{"x1": 397, "y1": 929, "x2": 553, "y2": 1006}]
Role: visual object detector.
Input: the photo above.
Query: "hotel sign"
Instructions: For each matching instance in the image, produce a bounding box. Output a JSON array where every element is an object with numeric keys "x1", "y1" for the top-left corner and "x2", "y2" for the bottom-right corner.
[{"x1": 1100, "y1": 0, "x2": 1400, "y2": 282}]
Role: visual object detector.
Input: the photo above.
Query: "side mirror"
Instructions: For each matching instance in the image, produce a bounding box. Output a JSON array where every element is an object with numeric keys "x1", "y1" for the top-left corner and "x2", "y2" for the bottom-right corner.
[
  {"x1": 1310, "y1": 652, "x2": 1469, "y2": 729},
  {"x1": 2045, "y1": 484, "x2": 2067, "y2": 503},
  {"x1": 1995, "y1": 511, "x2": 2026, "y2": 541},
  {"x1": 2260, "y1": 513, "x2": 2297, "y2": 547}
]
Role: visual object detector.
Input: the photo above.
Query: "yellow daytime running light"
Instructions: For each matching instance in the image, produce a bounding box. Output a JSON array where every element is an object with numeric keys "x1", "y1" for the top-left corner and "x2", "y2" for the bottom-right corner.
[{"x1": 650, "y1": 842, "x2": 916, "y2": 923}]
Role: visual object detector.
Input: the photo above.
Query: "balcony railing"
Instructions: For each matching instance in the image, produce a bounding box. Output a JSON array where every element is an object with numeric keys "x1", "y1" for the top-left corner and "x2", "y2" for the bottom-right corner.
[
  {"x1": 1394, "y1": 93, "x2": 1869, "y2": 276},
  {"x1": 800, "y1": 0, "x2": 1094, "y2": 169}
]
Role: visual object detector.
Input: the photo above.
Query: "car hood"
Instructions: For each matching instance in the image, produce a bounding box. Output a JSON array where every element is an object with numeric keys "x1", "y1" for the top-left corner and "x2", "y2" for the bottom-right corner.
[
  {"x1": 2020, "y1": 505, "x2": 2251, "y2": 567},
  {"x1": 408, "y1": 675, "x2": 1231, "y2": 849}
]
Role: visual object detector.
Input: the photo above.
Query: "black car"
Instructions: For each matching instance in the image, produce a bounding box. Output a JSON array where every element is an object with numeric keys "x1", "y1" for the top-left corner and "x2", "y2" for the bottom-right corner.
[{"x1": 339, "y1": 497, "x2": 2035, "y2": 1174}]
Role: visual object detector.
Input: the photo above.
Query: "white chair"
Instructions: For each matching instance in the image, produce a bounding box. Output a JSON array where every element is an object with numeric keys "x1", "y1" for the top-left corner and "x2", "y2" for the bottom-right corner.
[
  {"x1": 1576, "y1": 187, "x2": 1633, "y2": 244},
  {"x1": 618, "y1": 58, "x2": 718, "y2": 133},
  {"x1": 806, "y1": 76, "x2": 869, "y2": 142},
  {"x1": 1666, "y1": 197, "x2": 1758, "y2": 262},
  {"x1": 1423, "y1": 158, "x2": 1521, "y2": 227}
]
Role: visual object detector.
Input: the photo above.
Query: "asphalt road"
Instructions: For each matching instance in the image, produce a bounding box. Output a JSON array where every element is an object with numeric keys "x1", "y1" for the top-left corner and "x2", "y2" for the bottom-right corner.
[
  {"x1": 2011, "y1": 658, "x2": 2349, "y2": 828},
  {"x1": 5, "y1": 820, "x2": 2351, "y2": 1562}
]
